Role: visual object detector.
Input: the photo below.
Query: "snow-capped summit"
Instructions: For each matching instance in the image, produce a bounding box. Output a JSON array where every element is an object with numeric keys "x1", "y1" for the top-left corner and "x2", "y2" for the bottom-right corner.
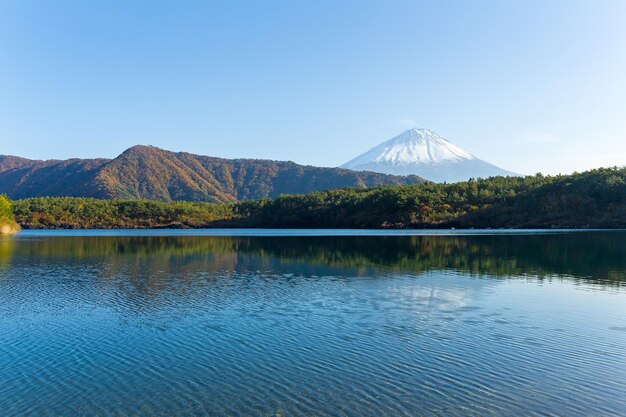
[{"x1": 341, "y1": 128, "x2": 516, "y2": 183}]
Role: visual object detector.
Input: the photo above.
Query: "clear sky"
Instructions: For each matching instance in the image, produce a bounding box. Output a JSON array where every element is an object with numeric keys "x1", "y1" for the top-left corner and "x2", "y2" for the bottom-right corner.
[{"x1": 1, "y1": 0, "x2": 625, "y2": 175}]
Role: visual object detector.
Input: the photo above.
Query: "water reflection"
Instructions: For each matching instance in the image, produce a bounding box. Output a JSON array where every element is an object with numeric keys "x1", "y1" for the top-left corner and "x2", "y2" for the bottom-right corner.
[
  {"x1": 2, "y1": 233, "x2": 626, "y2": 284},
  {"x1": 0, "y1": 232, "x2": 625, "y2": 416}
]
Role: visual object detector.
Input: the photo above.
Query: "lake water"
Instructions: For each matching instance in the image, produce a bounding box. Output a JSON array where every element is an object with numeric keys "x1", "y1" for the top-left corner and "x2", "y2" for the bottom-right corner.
[{"x1": 1, "y1": 230, "x2": 625, "y2": 416}]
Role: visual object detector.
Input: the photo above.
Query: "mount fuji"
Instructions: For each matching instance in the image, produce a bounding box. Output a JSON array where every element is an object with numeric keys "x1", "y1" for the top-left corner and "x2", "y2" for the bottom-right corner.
[{"x1": 341, "y1": 128, "x2": 517, "y2": 183}]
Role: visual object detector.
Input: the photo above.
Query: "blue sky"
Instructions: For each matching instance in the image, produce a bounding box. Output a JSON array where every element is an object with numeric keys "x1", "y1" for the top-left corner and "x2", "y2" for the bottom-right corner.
[{"x1": 1, "y1": 0, "x2": 625, "y2": 175}]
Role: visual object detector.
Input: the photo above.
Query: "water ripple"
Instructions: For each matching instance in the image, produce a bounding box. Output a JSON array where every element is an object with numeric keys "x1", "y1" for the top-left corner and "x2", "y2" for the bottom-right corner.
[{"x1": 0, "y1": 235, "x2": 625, "y2": 416}]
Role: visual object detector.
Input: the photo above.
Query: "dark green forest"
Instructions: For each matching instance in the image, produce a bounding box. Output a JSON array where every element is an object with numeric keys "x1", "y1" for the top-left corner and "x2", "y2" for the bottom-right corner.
[
  {"x1": 10, "y1": 167, "x2": 626, "y2": 229},
  {"x1": 13, "y1": 198, "x2": 236, "y2": 229}
]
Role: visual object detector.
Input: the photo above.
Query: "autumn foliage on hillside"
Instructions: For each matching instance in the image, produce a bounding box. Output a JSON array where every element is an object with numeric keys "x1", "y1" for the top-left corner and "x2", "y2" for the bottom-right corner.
[{"x1": 0, "y1": 145, "x2": 424, "y2": 202}]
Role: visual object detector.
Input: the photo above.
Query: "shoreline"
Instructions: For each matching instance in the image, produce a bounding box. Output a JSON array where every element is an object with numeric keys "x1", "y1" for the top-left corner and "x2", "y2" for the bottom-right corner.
[{"x1": 11, "y1": 228, "x2": 626, "y2": 238}]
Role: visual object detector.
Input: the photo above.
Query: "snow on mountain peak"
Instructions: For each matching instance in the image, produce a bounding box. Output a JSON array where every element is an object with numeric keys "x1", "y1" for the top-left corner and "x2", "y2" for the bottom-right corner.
[
  {"x1": 341, "y1": 128, "x2": 516, "y2": 183},
  {"x1": 345, "y1": 128, "x2": 475, "y2": 168}
]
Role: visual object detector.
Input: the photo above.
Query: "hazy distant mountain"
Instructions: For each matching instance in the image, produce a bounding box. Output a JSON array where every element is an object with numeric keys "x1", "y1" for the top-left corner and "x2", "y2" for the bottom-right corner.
[
  {"x1": 0, "y1": 145, "x2": 425, "y2": 202},
  {"x1": 342, "y1": 128, "x2": 517, "y2": 182}
]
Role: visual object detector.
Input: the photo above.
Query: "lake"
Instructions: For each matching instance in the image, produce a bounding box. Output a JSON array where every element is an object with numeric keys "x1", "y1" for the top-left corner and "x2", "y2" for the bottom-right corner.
[{"x1": 1, "y1": 230, "x2": 625, "y2": 416}]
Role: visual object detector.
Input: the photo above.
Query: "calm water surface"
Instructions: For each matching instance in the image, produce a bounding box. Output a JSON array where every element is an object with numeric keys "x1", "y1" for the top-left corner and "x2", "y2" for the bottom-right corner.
[{"x1": 0, "y1": 231, "x2": 625, "y2": 416}]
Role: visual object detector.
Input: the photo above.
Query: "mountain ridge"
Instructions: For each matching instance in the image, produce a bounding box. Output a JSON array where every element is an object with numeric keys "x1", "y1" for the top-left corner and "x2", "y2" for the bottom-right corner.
[{"x1": 0, "y1": 145, "x2": 426, "y2": 202}]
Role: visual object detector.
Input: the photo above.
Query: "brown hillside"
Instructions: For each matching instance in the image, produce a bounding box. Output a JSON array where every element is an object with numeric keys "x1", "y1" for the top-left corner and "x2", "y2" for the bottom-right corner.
[{"x1": 0, "y1": 145, "x2": 426, "y2": 202}]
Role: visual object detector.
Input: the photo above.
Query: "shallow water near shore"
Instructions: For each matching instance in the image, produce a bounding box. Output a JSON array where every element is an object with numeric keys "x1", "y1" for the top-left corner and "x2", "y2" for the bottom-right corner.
[{"x1": 1, "y1": 230, "x2": 625, "y2": 416}]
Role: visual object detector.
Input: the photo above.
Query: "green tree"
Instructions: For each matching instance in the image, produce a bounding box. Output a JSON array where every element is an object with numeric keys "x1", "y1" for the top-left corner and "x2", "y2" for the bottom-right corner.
[{"x1": 0, "y1": 195, "x2": 19, "y2": 234}]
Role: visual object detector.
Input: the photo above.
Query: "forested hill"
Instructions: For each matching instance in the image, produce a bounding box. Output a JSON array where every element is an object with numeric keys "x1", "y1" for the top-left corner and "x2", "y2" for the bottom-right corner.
[
  {"x1": 12, "y1": 167, "x2": 626, "y2": 229},
  {"x1": 237, "y1": 167, "x2": 626, "y2": 229},
  {"x1": 0, "y1": 145, "x2": 425, "y2": 202}
]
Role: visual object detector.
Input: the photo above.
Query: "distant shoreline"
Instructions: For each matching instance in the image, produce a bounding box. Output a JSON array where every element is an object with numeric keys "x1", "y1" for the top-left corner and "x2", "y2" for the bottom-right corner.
[
  {"x1": 12, "y1": 225, "x2": 622, "y2": 231},
  {"x1": 11, "y1": 229, "x2": 626, "y2": 239}
]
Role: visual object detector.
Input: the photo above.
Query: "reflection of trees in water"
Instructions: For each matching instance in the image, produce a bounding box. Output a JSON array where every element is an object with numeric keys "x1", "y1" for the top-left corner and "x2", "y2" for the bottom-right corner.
[
  {"x1": 5, "y1": 234, "x2": 626, "y2": 285},
  {"x1": 2, "y1": 233, "x2": 624, "y2": 315},
  {"x1": 0, "y1": 238, "x2": 13, "y2": 270}
]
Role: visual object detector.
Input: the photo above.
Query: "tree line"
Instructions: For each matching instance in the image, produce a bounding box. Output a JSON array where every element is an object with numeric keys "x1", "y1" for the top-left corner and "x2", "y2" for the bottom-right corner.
[{"x1": 8, "y1": 166, "x2": 626, "y2": 229}]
